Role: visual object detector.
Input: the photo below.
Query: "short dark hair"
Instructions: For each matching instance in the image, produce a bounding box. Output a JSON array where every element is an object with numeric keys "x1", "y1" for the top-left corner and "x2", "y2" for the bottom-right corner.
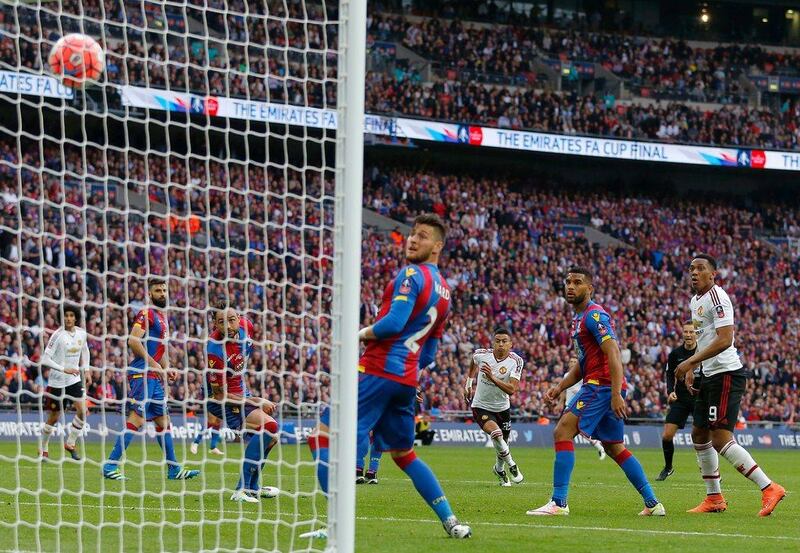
[
  {"x1": 682, "y1": 320, "x2": 694, "y2": 327},
  {"x1": 148, "y1": 277, "x2": 166, "y2": 289},
  {"x1": 211, "y1": 295, "x2": 230, "y2": 314},
  {"x1": 413, "y1": 213, "x2": 447, "y2": 242},
  {"x1": 567, "y1": 266, "x2": 593, "y2": 283},
  {"x1": 62, "y1": 304, "x2": 81, "y2": 323},
  {"x1": 493, "y1": 327, "x2": 512, "y2": 338},
  {"x1": 693, "y1": 253, "x2": 717, "y2": 270}
]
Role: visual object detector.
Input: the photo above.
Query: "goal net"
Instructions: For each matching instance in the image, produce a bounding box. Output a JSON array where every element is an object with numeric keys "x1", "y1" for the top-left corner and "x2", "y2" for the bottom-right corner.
[{"x1": 0, "y1": 0, "x2": 363, "y2": 551}]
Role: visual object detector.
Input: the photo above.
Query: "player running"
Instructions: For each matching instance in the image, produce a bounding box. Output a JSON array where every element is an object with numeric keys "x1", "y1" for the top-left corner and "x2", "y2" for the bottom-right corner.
[
  {"x1": 102, "y1": 279, "x2": 199, "y2": 481},
  {"x1": 206, "y1": 299, "x2": 280, "y2": 502},
  {"x1": 39, "y1": 304, "x2": 90, "y2": 461},
  {"x1": 563, "y1": 358, "x2": 606, "y2": 461},
  {"x1": 303, "y1": 213, "x2": 471, "y2": 539},
  {"x1": 527, "y1": 267, "x2": 665, "y2": 517},
  {"x1": 656, "y1": 321, "x2": 698, "y2": 481},
  {"x1": 675, "y1": 254, "x2": 785, "y2": 516},
  {"x1": 464, "y1": 327, "x2": 525, "y2": 487}
]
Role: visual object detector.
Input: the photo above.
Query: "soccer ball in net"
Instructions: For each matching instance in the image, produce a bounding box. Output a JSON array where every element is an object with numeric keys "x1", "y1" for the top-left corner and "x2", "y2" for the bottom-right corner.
[{"x1": 48, "y1": 33, "x2": 105, "y2": 88}]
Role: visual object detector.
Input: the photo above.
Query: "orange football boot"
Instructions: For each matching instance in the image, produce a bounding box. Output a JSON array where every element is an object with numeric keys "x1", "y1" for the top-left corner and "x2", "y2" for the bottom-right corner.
[
  {"x1": 687, "y1": 494, "x2": 727, "y2": 513},
  {"x1": 758, "y1": 483, "x2": 786, "y2": 517}
]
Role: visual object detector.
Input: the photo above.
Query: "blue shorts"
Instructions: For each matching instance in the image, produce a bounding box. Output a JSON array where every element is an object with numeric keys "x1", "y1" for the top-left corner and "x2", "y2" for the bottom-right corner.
[
  {"x1": 321, "y1": 373, "x2": 416, "y2": 452},
  {"x1": 207, "y1": 401, "x2": 257, "y2": 430},
  {"x1": 127, "y1": 375, "x2": 166, "y2": 421},
  {"x1": 566, "y1": 384, "x2": 627, "y2": 443}
]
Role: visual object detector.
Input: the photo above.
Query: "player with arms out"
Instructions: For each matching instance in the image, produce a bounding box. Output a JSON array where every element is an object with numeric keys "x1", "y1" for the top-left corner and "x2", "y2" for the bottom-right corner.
[
  {"x1": 464, "y1": 327, "x2": 525, "y2": 486},
  {"x1": 102, "y1": 279, "x2": 199, "y2": 481},
  {"x1": 527, "y1": 267, "x2": 665, "y2": 517},
  {"x1": 562, "y1": 358, "x2": 606, "y2": 461},
  {"x1": 206, "y1": 299, "x2": 280, "y2": 502},
  {"x1": 675, "y1": 254, "x2": 785, "y2": 515},
  {"x1": 39, "y1": 304, "x2": 90, "y2": 461},
  {"x1": 304, "y1": 214, "x2": 471, "y2": 539},
  {"x1": 656, "y1": 321, "x2": 698, "y2": 481}
]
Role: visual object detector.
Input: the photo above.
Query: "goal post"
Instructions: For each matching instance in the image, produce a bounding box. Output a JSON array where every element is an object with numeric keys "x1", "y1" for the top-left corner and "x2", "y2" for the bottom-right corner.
[
  {"x1": 328, "y1": 0, "x2": 366, "y2": 551},
  {"x1": 0, "y1": 0, "x2": 366, "y2": 551}
]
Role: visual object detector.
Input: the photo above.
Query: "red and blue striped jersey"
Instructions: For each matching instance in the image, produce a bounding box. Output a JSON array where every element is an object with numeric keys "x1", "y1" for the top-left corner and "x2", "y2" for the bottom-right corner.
[
  {"x1": 360, "y1": 263, "x2": 451, "y2": 387},
  {"x1": 129, "y1": 308, "x2": 168, "y2": 373},
  {"x1": 571, "y1": 301, "x2": 627, "y2": 389},
  {"x1": 206, "y1": 318, "x2": 254, "y2": 398}
]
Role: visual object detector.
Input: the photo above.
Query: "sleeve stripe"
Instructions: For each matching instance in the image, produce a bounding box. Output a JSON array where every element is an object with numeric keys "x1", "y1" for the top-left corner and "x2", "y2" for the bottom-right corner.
[{"x1": 710, "y1": 287, "x2": 721, "y2": 307}]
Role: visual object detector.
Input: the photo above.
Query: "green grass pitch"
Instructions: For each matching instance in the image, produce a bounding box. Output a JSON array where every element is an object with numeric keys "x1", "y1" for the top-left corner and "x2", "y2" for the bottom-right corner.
[{"x1": 0, "y1": 441, "x2": 796, "y2": 552}]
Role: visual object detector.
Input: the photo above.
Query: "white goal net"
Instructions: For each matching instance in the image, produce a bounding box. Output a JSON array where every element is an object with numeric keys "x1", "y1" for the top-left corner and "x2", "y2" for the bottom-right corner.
[{"x1": 0, "y1": 0, "x2": 363, "y2": 551}]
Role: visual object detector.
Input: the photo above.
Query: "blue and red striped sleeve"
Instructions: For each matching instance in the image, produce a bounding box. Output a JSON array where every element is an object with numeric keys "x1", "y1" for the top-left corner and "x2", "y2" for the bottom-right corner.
[{"x1": 372, "y1": 266, "x2": 422, "y2": 339}]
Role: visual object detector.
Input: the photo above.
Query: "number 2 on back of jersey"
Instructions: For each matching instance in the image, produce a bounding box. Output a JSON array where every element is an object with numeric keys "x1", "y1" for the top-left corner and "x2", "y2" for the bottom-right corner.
[{"x1": 404, "y1": 306, "x2": 438, "y2": 354}]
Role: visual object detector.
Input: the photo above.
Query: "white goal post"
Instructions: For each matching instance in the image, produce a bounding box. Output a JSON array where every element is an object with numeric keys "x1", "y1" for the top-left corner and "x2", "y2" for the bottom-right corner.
[{"x1": 0, "y1": 0, "x2": 366, "y2": 551}]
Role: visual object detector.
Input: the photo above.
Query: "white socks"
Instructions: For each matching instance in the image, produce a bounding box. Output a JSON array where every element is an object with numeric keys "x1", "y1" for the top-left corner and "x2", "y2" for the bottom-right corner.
[
  {"x1": 490, "y1": 429, "x2": 515, "y2": 468},
  {"x1": 720, "y1": 440, "x2": 772, "y2": 490},
  {"x1": 694, "y1": 441, "x2": 721, "y2": 495},
  {"x1": 591, "y1": 439, "x2": 604, "y2": 453},
  {"x1": 67, "y1": 417, "x2": 84, "y2": 447},
  {"x1": 41, "y1": 424, "x2": 55, "y2": 452}
]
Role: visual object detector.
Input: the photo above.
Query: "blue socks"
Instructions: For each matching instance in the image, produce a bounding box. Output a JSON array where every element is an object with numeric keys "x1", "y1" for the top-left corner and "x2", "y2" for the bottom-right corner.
[
  {"x1": 107, "y1": 422, "x2": 138, "y2": 464},
  {"x1": 308, "y1": 435, "x2": 329, "y2": 494},
  {"x1": 209, "y1": 428, "x2": 221, "y2": 450},
  {"x1": 155, "y1": 425, "x2": 178, "y2": 467},
  {"x1": 552, "y1": 441, "x2": 575, "y2": 507},
  {"x1": 394, "y1": 451, "x2": 453, "y2": 523},
  {"x1": 369, "y1": 449, "x2": 382, "y2": 473},
  {"x1": 614, "y1": 449, "x2": 659, "y2": 508}
]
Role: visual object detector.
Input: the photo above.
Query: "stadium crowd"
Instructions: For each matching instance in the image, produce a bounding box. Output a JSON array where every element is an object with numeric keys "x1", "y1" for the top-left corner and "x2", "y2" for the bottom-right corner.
[
  {"x1": 5, "y1": 2, "x2": 800, "y2": 150},
  {"x1": 1, "y1": 135, "x2": 798, "y2": 425}
]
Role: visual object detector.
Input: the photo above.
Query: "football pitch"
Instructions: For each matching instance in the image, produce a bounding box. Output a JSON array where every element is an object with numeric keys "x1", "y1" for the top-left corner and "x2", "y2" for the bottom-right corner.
[{"x1": 0, "y1": 442, "x2": 796, "y2": 552}]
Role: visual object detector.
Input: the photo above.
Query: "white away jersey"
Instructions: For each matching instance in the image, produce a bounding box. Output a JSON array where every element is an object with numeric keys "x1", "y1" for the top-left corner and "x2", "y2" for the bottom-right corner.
[
  {"x1": 43, "y1": 327, "x2": 89, "y2": 387},
  {"x1": 690, "y1": 285, "x2": 742, "y2": 376},
  {"x1": 470, "y1": 348, "x2": 524, "y2": 412}
]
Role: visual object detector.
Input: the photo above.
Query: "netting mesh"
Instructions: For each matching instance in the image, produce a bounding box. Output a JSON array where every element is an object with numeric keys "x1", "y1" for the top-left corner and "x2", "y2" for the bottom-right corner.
[{"x1": 0, "y1": 1, "x2": 348, "y2": 551}]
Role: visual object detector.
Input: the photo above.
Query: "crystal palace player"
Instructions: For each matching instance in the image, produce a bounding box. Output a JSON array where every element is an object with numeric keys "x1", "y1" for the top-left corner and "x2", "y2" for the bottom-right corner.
[
  {"x1": 304, "y1": 214, "x2": 471, "y2": 539},
  {"x1": 656, "y1": 321, "x2": 698, "y2": 481},
  {"x1": 206, "y1": 300, "x2": 280, "y2": 503},
  {"x1": 102, "y1": 279, "x2": 199, "y2": 480},
  {"x1": 675, "y1": 254, "x2": 785, "y2": 516},
  {"x1": 39, "y1": 304, "x2": 90, "y2": 461},
  {"x1": 464, "y1": 327, "x2": 525, "y2": 487},
  {"x1": 528, "y1": 267, "x2": 665, "y2": 516}
]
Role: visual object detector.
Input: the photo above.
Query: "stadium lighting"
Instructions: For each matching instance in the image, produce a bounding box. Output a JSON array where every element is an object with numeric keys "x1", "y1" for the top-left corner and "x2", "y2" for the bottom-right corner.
[
  {"x1": 762, "y1": 17, "x2": 769, "y2": 23},
  {"x1": 699, "y1": 8, "x2": 710, "y2": 24}
]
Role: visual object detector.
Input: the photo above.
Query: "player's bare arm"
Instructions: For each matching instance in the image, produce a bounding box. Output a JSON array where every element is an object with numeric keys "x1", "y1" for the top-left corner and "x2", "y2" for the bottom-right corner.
[
  {"x1": 128, "y1": 323, "x2": 167, "y2": 375},
  {"x1": 675, "y1": 325, "x2": 734, "y2": 384},
  {"x1": 479, "y1": 363, "x2": 519, "y2": 396},
  {"x1": 600, "y1": 338, "x2": 627, "y2": 419},
  {"x1": 464, "y1": 358, "x2": 478, "y2": 401}
]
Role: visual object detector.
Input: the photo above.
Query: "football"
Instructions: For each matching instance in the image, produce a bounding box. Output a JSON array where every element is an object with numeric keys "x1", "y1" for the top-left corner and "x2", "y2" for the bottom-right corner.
[{"x1": 48, "y1": 33, "x2": 105, "y2": 88}]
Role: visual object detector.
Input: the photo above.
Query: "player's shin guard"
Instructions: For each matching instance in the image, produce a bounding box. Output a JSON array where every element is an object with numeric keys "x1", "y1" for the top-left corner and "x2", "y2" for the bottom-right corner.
[
  {"x1": 613, "y1": 448, "x2": 659, "y2": 508},
  {"x1": 108, "y1": 422, "x2": 138, "y2": 463},
  {"x1": 719, "y1": 440, "x2": 772, "y2": 490},
  {"x1": 308, "y1": 434, "x2": 329, "y2": 494},
  {"x1": 394, "y1": 451, "x2": 454, "y2": 523},
  {"x1": 552, "y1": 441, "x2": 575, "y2": 508},
  {"x1": 66, "y1": 417, "x2": 84, "y2": 447},
  {"x1": 693, "y1": 441, "x2": 721, "y2": 495}
]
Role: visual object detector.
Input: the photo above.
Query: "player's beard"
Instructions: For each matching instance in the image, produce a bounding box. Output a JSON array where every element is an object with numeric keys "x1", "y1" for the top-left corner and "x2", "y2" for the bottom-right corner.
[
  {"x1": 152, "y1": 297, "x2": 167, "y2": 308},
  {"x1": 406, "y1": 245, "x2": 432, "y2": 264},
  {"x1": 566, "y1": 291, "x2": 586, "y2": 306}
]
